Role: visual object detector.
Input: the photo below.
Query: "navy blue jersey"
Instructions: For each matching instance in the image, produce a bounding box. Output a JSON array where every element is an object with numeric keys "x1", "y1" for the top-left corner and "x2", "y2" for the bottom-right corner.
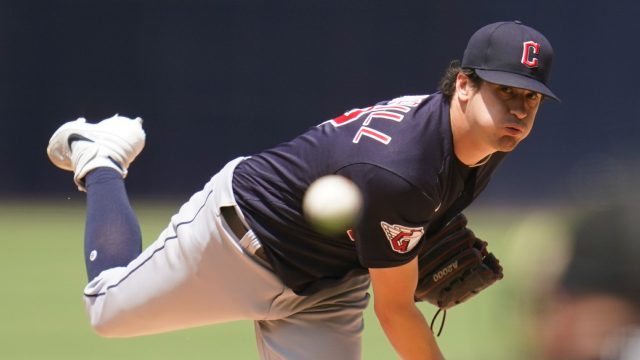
[{"x1": 232, "y1": 93, "x2": 506, "y2": 294}]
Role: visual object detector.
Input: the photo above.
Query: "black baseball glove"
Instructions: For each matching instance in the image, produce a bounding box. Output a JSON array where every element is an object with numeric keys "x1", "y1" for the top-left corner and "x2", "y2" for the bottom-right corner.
[{"x1": 414, "y1": 213, "x2": 503, "y2": 310}]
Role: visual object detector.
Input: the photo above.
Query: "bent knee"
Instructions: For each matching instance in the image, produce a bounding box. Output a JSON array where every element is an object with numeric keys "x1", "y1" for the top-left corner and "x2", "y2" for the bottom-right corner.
[
  {"x1": 89, "y1": 315, "x2": 133, "y2": 338},
  {"x1": 91, "y1": 321, "x2": 120, "y2": 338},
  {"x1": 85, "y1": 301, "x2": 165, "y2": 338},
  {"x1": 85, "y1": 301, "x2": 137, "y2": 338}
]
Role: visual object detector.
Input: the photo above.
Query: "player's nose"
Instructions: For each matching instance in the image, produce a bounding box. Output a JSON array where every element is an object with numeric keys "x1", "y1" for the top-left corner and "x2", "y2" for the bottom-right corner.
[{"x1": 508, "y1": 98, "x2": 528, "y2": 120}]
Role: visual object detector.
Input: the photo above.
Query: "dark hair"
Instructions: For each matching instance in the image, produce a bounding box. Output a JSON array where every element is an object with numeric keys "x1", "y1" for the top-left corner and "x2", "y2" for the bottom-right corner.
[{"x1": 438, "y1": 60, "x2": 482, "y2": 102}]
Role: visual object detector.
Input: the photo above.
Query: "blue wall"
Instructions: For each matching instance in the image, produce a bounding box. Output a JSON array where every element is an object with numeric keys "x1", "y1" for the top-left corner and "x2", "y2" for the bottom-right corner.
[{"x1": 2, "y1": 0, "x2": 638, "y2": 204}]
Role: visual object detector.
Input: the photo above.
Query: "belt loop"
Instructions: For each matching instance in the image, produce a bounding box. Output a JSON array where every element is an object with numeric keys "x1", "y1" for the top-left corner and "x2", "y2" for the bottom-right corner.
[{"x1": 239, "y1": 230, "x2": 270, "y2": 268}]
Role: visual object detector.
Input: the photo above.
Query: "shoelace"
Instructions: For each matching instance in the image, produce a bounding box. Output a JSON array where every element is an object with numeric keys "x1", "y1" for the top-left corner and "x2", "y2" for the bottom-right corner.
[{"x1": 430, "y1": 308, "x2": 447, "y2": 337}]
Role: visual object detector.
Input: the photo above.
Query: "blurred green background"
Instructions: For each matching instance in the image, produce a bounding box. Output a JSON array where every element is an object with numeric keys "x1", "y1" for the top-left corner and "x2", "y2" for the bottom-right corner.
[{"x1": 0, "y1": 199, "x2": 571, "y2": 360}]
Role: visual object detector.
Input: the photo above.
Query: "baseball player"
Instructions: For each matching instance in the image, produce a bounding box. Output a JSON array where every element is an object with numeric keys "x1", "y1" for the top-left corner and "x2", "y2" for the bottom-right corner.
[{"x1": 47, "y1": 21, "x2": 557, "y2": 359}]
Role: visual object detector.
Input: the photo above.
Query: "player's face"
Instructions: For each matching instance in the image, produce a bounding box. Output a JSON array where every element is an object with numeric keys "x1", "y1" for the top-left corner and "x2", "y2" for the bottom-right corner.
[{"x1": 465, "y1": 81, "x2": 542, "y2": 152}]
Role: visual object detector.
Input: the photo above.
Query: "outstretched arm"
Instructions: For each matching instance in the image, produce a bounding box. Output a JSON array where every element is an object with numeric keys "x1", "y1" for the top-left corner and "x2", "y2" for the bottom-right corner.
[{"x1": 369, "y1": 257, "x2": 444, "y2": 360}]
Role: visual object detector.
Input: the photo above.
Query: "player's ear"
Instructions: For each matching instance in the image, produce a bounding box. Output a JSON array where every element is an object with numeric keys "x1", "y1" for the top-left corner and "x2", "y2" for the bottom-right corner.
[{"x1": 455, "y1": 72, "x2": 473, "y2": 101}]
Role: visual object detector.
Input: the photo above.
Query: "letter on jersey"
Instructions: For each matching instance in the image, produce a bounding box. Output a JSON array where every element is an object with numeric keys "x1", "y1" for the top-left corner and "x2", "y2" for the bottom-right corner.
[{"x1": 326, "y1": 95, "x2": 429, "y2": 145}]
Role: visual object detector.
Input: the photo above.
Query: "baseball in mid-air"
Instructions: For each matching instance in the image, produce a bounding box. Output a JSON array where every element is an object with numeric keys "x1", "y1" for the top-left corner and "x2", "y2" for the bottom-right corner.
[{"x1": 303, "y1": 175, "x2": 363, "y2": 235}]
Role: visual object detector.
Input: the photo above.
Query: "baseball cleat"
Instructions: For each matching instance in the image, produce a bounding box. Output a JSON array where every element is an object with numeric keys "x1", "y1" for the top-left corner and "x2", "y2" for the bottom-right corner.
[{"x1": 47, "y1": 115, "x2": 146, "y2": 191}]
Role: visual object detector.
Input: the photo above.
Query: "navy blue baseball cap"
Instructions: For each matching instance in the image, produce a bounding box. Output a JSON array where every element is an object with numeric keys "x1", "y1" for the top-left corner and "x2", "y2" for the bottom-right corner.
[{"x1": 462, "y1": 21, "x2": 559, "y2": 101}]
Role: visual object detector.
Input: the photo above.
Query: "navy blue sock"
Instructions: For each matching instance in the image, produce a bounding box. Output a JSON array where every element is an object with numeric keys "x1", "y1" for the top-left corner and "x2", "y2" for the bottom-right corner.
[{"x1": 84, "y1": 168, "x2": 142, "y2": 281}]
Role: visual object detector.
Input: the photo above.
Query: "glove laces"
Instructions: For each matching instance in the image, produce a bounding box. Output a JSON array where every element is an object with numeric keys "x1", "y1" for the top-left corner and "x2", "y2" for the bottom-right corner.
[{"x1": 430, "y1": 308, "x2": 447, "y2": 337}]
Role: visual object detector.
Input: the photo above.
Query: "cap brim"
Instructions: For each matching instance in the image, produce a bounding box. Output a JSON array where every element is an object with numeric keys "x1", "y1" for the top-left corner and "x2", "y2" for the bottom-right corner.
[{"x1": 475, "y1": 69, "x2": 560, "y2": 102}]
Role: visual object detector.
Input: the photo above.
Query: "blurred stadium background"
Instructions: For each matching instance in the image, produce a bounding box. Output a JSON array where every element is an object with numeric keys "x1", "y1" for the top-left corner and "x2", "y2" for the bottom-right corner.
[{"x1": 1, "y1": 1, "x2": 638, "y2": 359}]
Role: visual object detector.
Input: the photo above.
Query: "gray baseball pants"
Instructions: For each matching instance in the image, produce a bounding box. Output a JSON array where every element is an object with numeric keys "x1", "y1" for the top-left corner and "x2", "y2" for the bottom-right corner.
[{"x1": 83, "y1": 158, "x2": 371, "y2": 359}]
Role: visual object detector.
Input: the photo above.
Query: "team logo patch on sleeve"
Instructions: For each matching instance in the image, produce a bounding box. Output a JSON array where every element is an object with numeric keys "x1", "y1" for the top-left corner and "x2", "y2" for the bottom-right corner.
[{"x1": 380, "y1": 222, "x2": 424, "y2": 253}]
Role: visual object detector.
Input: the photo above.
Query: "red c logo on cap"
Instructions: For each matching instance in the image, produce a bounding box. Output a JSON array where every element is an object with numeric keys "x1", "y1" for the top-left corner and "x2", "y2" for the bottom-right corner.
[{"x1": 521, "y1": 41, "x2": 540, "y2": 68}]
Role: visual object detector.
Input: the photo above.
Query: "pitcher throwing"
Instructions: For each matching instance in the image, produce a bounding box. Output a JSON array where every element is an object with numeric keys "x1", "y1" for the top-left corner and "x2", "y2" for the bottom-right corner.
[{"x1": 47, "y1": 21, "x2": 558, "y2": 359}]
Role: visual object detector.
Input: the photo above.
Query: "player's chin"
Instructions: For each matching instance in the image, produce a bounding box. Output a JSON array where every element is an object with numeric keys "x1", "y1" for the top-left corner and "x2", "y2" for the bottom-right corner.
[{"x1": 495, "y1": 136, "x2": 522, "y2": 152}]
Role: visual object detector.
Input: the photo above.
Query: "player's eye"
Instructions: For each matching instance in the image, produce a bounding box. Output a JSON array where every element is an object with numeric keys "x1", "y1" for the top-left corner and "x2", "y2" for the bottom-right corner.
[
  {"x1": 496, "y1": 85, "x2": 515, "y2": 101},
  {"x1": 525, "y1": 92, "x2": 541, "y2": 101},
  {"x1": 495, "y1": 85, "x2": 514, "y2": 100},
  {"x1": 524, "y1": 92, "x2": 542, "y2": 105}
]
